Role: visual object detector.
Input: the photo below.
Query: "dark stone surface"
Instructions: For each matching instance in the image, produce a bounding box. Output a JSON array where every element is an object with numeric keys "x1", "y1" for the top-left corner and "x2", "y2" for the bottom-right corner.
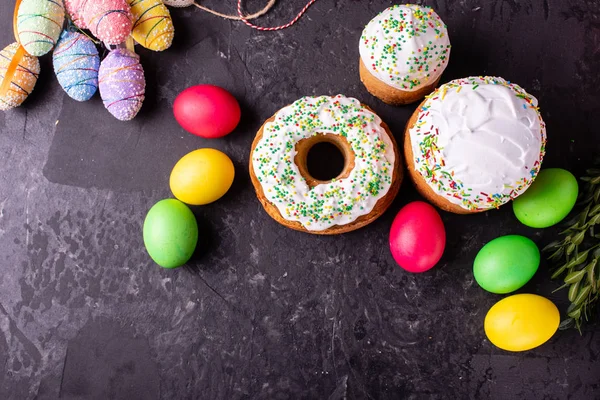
[{"x1": 1, "y1": 0, "x2": 599, "y2": 399}]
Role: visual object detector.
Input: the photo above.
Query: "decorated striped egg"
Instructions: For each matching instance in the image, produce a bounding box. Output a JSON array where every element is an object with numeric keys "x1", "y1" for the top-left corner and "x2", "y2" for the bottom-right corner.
[
  {"x1": 98, "y1": 48, "x2": 145, "y2": 121},
  {"x1": 16, "y1": 0, "x2": 65, "y2": 57},
  {"x1": 53, "y1": 31, "x2": 100, "y2": 102},
  {"x1": 0, "y1": 43, "x2": 40, "y2": 111},
  {"x1": 83, "y1": 0, "x2": 133, "y2": 45},
  {"x1": 65, "y1": 0, "x2": 88, "y2": 29},
  {"x1": 129, "y1": 0, "x2": 174, "y2": 51}
]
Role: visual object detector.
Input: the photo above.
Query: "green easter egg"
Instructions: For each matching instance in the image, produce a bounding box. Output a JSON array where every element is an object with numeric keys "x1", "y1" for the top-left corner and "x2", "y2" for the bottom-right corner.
[
  {"x1": 473, "y1": 235, "x2": 540, "y2": 294},
  {"x1": 17, "y1": 0, "x2": 65, "y2": 56},
  {"x1": 513, "y1": 168, "x2": 578, "y2": 228},
  {"x1": 143, "y1": 199, "x2": 198, "y2": 269}
]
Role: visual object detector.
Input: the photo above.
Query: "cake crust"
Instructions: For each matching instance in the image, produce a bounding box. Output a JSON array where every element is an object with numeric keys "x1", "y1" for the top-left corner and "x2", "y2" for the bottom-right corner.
[
  {"x1": 359, "y1": 58, "x2": 441, "y2": 106},
  {"x1": 250, "y1": 104, "x2": 403, "y2": 234}
]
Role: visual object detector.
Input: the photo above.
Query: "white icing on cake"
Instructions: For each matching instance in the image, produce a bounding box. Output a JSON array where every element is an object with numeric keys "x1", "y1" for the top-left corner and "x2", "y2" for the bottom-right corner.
[
  {"x1": 252, "y1": 95, "x2": 396, "y2": 231},
  {"x1": 409, "y1": 76, "x2": 547, "y2": 211},
  {"x1": 359, "y1": 4, "x2": 451, "y2": 91}
]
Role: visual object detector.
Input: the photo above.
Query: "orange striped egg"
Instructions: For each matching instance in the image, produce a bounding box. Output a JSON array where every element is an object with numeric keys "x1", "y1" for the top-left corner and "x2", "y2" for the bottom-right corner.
[
  {"x1": 16, "y1": 0, "x2": 66, "y2": 56},
  {"x1": 0, "y1": 43, "x2": 40, "y2": 111},
  {"x1": 129, "y1": 0, "x2": 174, "y2": 51}
]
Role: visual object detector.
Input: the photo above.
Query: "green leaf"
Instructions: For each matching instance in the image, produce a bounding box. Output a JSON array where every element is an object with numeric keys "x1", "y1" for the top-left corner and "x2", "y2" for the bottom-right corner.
[
  {"x1": 590, "y1": 204, "x2": 600, "y2": 217},
  {"x1": 551, "y1": 263, "x2": 569, "y2": 279},
  {"x1": 559, "y1": 318, "x2": 575, "y2": 330},
  {"x1": 565, "y1": 270, "x2": 587, "y2": 285},
  {"x1": 566, "y1": 243, "x2": 576, "y2": 255},
  {"x1": 595, "y1": 187, "x2": 600, "y2": 203},
  {"x1": 552, "y1": 282, "x2": 569, "y2": 293},
  {"x1": 542, "y1": 240, "x2": 562, "y2": 253},
  {"x1": 568, "y1": 281, "x2": 581, "y2": 301},
  {"x1": 577, "y1": 193, "x2": 595, "y2": 206},
  {"x1": 566, "y1": 248, "x2": 592, "y2": 268},
  {"x1": 580, "y1": 204, "x2": 592, "y2": 224},
  {"x1": 548, "y1": 247, "x2": 564, "y2": 262},
  {"x1": 562, "y1": 215, "x2": 581, "y2": 229},
  {"x1": 590, "y1": 214, "x2": 600, "y2": 225},
  {"x1": 572, "y1": 230, "x2": 586, "y2": 246},
  {"x1": 586, "y1": 168, "x2": 600, "y2": 175},
  {"x1": 581, "y1": 177, "x2": 592, "y2": 182},
  {"x1": 568, "y1": 307, "x2": 582, "y2": 320},
  {"x1": 567, "y1": 302, "x2": 579, "y2": 313},
  {"x1": 586, "y1": 260, "x2": 597, "y2": 290},
  {"x1": 573, "y1": 285, "x2": 592, "y2": 306},
  {"x1": 592, "y1": 176, "x2": 600, "y2": 185}
]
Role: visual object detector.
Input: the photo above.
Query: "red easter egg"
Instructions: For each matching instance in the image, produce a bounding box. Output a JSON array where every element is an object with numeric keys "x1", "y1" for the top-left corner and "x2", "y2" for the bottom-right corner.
[
  {"x1": 389, "y1": 201, "x2": 446, "y2": 273},
  {"x1": 173, "y1": 85, "x2": 241, "y2": 138}
]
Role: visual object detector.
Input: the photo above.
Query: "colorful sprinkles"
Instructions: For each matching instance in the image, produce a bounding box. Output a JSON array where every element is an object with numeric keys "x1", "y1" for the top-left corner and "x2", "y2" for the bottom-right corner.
[
  {"x1": 359, "y1": 4, "x2": 451, "y2": 91},
  {"x1": 409, "y1": 76, "x2": 547, "y2": 211},
  {"x1": 252, "y1": 95, "x2": 395, "y2": 231}
]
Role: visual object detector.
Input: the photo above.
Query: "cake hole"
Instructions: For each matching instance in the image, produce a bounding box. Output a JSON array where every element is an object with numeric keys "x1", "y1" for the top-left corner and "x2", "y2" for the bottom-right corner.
[{"x1": 306, "y1": 141, "x2": 345, "y2": 181}]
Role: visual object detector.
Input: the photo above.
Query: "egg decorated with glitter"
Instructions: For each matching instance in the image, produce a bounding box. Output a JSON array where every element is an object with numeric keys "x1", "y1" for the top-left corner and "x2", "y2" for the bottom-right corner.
[
  {"x1": 143, "y1": 199, "x2": 198, "y2": 269},
  {"x1": 129, "y1": 0, "x2": 174, "y2": 51},
  {"x1": 389, "y1": 201, "x2": 446, "y2": 273},
  {"x1": 53, "y1": 31, "x2": 100, "y2": 102},
  {"x1": 163, "y1": 0, "x2": 195, "y2": 7},
  {"x1": 0, "y1": 43, "x2": 40, "y2": 111},
  {"x1": 99, "y1": 48, "x2": 146, "y2": 121},
  {"x1": 65, "y1": 0, "x2": 87, "y2": 29},
  {"x1": 170, "y1": 148, "x2": 235, "y2": 205},
  {"x1": 16, "y1": 0, "x2": 65, "y2": 56},
  {"x1": 485, "y1": 294, "x2": 559, "y2": 352},
  {"x1": 173, "y1": 85, "x2": 241, "y2": 138},
  {"x1": 513, "y1": 168, "x2": 579, "y2": 228},
  {"x1": 83, "y1": 0, "x2": 133, "y2": 45},
  {"x1": 473, "y1": 235, "x2": 540, "y2": 294}
]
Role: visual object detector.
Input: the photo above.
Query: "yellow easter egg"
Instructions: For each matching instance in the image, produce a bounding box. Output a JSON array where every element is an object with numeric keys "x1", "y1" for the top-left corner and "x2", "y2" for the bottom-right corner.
[
  {"x1": 0, "y1": 43, "x2": 40, "y2": 111},
  {"x1": 170, "y1": 148, "x2": 235, "y2": 205},
  {"x1": 484, "y1": 294, "x2": 559, "y2": 352},
  {"x1": 129, "y1": 0, "x2": 175, "y2": 51}
]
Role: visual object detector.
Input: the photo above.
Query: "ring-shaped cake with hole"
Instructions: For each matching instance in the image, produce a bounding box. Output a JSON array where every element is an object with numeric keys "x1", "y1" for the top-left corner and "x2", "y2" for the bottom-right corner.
[{"x1": 249, "y1": 95, "x2": 402, "y2": 234}]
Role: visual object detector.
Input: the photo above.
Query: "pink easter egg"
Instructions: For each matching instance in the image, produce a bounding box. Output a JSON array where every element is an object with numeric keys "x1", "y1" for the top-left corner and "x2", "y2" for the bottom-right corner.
[
  {"x1": 84, "y1": 0, "x2": 132, "y2": 45},
  {"x1": 389, "y1": 201, "x2": 446, "y2": 273},
  {"x1": 65, "y1": 0, "x2": 88, "y2": 29}
]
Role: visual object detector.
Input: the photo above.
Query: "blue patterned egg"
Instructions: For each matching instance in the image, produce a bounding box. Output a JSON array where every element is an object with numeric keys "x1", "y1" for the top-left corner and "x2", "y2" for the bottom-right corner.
[{"x1": 53, "y1": 31, "x2": 99, "y2": 102}]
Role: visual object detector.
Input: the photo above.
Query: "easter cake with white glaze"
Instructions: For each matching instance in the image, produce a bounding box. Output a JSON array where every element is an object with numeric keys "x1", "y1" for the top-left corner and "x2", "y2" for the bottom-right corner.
[
  {"x1": 359, "y1": 4, "x2": 451, "y2": 105},
  {"x1": 404, "y1": 76, "x2": 547, "y2": 214},
  {"x1": 250, "y1": 95, "x2": 402, "y2": 234}
]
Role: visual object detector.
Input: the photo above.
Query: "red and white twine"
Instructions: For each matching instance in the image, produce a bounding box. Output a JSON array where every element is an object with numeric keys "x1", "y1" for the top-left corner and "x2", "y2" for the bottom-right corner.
[
  {"x1": 190, "y1": 0, "x2": 319, "y2": 31},
  {"x1": 236, "y1": 0, "x2": 318, "y2": 31}
]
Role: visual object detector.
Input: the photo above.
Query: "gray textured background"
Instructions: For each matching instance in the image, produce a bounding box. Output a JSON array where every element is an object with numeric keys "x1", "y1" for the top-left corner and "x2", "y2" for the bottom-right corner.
[{"x1": 1, "y1": 0, "x2": 599, "y2": 399}]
